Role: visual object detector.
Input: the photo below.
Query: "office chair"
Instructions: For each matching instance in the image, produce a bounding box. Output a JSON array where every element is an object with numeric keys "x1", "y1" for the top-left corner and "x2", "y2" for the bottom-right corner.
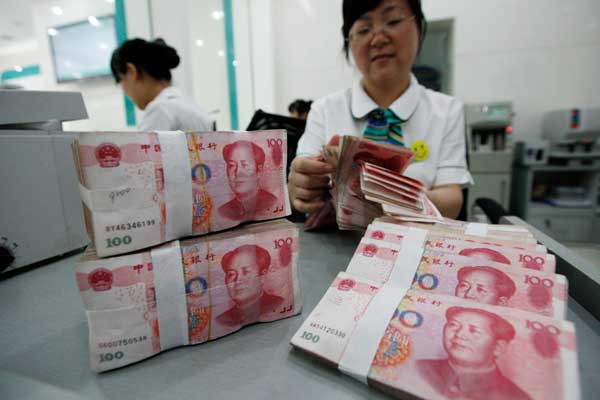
[{"x1": 474, "y1": 198, "x2": 509, "y2": 224}]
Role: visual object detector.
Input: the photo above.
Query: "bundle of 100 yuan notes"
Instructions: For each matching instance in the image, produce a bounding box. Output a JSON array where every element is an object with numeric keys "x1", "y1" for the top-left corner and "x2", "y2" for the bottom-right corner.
[
  {"x1": 72, "y1": 130, "x2": 291, "y2": 257},
  {"x1": 292, "y1": 220, "x2": 580, "y2": 400},
  {"x1": 76, "y1": 220, "x2": 301, "y2": 372}
]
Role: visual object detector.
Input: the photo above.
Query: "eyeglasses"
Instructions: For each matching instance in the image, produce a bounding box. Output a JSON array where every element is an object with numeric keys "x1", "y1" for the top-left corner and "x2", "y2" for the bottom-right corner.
[{"x1": 348, "y1": 15, "x2": 416, "y2": 45}]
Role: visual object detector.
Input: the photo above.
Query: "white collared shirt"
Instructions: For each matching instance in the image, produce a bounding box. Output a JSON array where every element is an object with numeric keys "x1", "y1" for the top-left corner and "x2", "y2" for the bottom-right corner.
[
  {"x1": 297, "y1": 75, "x2": 473, "y2": 189},
  {"x1": 139, "y1": 86, "x2": 214, "y2": 132}
]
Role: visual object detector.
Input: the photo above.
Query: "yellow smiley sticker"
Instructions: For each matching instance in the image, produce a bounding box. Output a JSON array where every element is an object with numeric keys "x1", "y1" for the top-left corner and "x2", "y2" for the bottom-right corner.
[{"x1": 410, "y1": 140, "x2": 429, "y2": 162}]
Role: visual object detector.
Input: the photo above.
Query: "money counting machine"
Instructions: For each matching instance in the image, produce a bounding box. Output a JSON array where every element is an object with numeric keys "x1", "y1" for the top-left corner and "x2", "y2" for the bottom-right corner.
[
  {"x1": 511, "y1": 107, "x2": 600, "y2": 242},
  {"x1": 542, "y1": 107, "x2": 600, "y2": 165},
  {"x1": 0, "y1": 90, "x2": 90, "y2": 274}
]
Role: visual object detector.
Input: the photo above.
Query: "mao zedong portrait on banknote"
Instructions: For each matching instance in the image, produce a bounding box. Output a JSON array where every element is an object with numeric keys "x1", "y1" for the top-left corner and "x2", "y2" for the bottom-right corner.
[
  {"x1": 218, "y1": 140, "x2": 278, "y2": 221},
  {"x1": 455, "y1": 266, "x2": 517, "y2": 307},
  {"x1": 216, "y1": 244, "x2": 285, "y2": 327},
  {"x1": 416, "y1": 306, "x2": 532, "y2": 400}
]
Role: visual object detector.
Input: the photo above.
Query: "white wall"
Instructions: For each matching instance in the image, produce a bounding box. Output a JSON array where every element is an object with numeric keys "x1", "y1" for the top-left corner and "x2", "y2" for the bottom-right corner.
[
  {"x1": 425, "y1": 0, "x2": 600, "y2": 138},
  {"x1": 271, "y1": 0, "x2": 354, "y2": 116},
  {"x1": 270, "y1": 0, "x2": 600, "y2": 139},
  {"x1": 0, "y1": 0, "x2": 126, "y2": 131}
]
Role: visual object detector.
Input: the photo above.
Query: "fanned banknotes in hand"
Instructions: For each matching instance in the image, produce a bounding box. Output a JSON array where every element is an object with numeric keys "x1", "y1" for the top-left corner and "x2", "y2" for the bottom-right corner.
[
  {"x1": 305, "y1": 135, "x2": 416, "y2": 230},
  {"x1": 73, "y1": 130, "x2": 291, "y2": 257},
  {"x1": 76, "y1": 220, "x2": 301, "y2": 372},
  {"x1": 304, "y1": 135, "x2": 448, "y2": 231}
]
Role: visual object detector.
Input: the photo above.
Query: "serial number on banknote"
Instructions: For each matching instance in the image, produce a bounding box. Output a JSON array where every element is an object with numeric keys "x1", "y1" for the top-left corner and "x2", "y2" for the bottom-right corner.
[
  {"x1": 105, "y1": 219, "x2": 157, "y2": 233},
  {"x1": 98, "y1": 335, "x2": 149, "y2": 349},
  {"x1": 309, "y1": 322, "x2": 347, "y2": 339}
]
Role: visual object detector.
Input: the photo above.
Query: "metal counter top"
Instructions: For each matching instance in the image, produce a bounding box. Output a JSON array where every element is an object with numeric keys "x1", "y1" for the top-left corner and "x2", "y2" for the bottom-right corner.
[{"x1": 1, "y1": 224, "x2": 598, "y2": 399}]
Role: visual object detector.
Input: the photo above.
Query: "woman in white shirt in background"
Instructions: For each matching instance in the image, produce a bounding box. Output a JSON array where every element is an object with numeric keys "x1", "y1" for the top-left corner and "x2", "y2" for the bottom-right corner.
[
  {"x1": 289, "y1": 0, "x2": 472, "y2": 219},
  {"x1": 110, "y1": 38, "x2": 213, "y2": 131}
]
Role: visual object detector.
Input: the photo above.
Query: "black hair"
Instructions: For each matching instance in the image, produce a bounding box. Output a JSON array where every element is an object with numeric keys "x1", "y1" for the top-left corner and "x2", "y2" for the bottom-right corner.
[
  {"x1": 110, "y1": 38, "x2": 180, "y2": 83},
  {"x1": 341, "y1": 0, "x2": 427, "y2": 59},
  {"x1": 288, "y1": 99, "x2": 313, "y2": 115}
]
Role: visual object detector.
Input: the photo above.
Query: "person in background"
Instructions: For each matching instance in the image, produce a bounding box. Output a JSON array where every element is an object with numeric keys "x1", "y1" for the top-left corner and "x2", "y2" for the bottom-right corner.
[
  {"x1": 288, "y1": 99, "x2": 313, "y2": 120},
  {"x1": 111, "y1": 38, "x2": 213, "y2": 131},
  {"x1": 288, "y1": 0, "x2": 472, "y2": 219}
]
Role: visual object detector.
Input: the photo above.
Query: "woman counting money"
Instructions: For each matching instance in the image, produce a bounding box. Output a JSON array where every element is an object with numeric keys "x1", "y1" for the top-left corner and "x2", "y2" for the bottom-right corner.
[
  {"x1": 289, "y1": 0, "x2": 472, "y2": 219},
  {"x1": 111, "y1": 38, "x2": 214, "y2": 131}
]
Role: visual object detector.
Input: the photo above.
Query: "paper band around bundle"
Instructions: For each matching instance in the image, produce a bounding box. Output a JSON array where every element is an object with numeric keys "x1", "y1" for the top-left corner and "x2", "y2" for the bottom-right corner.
[
  {"x1": 150, "y1": 241, "x2": 190, "y2": 351},
  {"x1": 465, "y1": 222, "x2": 488, "y2": 237},
  {"x1": 156, "y1": 131, "x2": 194, "y2": 241},
  {"x1": 79, "y1": 132, "x2": 194, "y2": 241},
  {"x1": 338, "y1": 228, "x2": 427, "y2": 383}
]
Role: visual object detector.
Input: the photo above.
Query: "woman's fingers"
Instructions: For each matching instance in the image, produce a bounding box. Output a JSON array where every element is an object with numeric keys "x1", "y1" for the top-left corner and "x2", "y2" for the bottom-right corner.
[
  {"x1": 292, "y1": 156, "x2": 334, "y2": 175},
  {"x1": 288, "y1": 155, "x2": 334, "y2": 213},
  {"x1": 292, "y1": 197, "x2": 326, "y2": 214},
  {"x1": 290, "y1": 171, "x2": 330, "y2": 190},
  {"x1": 293, "y1": 186, "x2": 326, "y2": 202}
]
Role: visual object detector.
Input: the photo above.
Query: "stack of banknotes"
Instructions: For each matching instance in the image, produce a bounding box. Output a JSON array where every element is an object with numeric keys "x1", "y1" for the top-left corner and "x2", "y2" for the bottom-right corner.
[
  {"x1": 72, "y1": 130, "x2": 300, "y2": 372},
  {"x1": 73, "y1": 130, "x2": 291, "y2": 257},
  {"x1": 305, "y1": 135, "x2": 446, "y2": 230},
  {"x1": 291, "y1": 219, "x2": 580, "y2": 400}
]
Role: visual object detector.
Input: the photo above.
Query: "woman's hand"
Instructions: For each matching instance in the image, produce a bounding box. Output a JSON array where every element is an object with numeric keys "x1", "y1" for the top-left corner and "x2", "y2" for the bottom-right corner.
[
  {"x1": 427, "y1": 184, "x2": 464, "y2": 219},
  {"x1": 288, "y1": 155, "x2": 334, "y2": 213}
]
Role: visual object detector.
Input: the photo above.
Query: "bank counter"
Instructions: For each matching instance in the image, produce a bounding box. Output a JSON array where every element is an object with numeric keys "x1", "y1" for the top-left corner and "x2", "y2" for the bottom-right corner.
[{"x1": 0, "y1": 218, "x2": 598, "y2": 400}]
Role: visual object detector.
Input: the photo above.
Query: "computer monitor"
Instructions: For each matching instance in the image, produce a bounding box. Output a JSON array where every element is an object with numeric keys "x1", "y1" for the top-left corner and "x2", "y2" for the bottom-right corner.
[{"x1": 48, "y1": 15, "x2": 117, "y2": 83}]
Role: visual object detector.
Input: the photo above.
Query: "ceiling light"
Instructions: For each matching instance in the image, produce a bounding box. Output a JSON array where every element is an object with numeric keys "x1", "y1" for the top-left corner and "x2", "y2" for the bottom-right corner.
[
  {"x1": 106, "y1": 0, "x2": 115, "y2": 3},
  {"x1": 217, "y1": 50, "x2": 224, "y2": 57},
  {"x1": 195, "y1": 39, "x2": 204, "y2": 47},
  {"x1": 51, "y1": 6, "x2": 63, "y2": 16},
  {"x1": 47, "y1": 28, "x2": 58, "y2": 36},
  {"x1": 211, "y1": 10, "x2": 224, "y2": 20},
  {"x1": 88, "y1": 16, "x2": 101, "y2": 27},
  {"x1": 14, "y1": 66, "x2": 23, "y2": 72}
]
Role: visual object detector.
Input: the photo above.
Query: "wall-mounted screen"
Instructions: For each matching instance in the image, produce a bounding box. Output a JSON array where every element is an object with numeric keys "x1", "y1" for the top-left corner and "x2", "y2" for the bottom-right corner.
[{"x1": 48, "y1": 15, "x2": 117, "y2": 83}]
